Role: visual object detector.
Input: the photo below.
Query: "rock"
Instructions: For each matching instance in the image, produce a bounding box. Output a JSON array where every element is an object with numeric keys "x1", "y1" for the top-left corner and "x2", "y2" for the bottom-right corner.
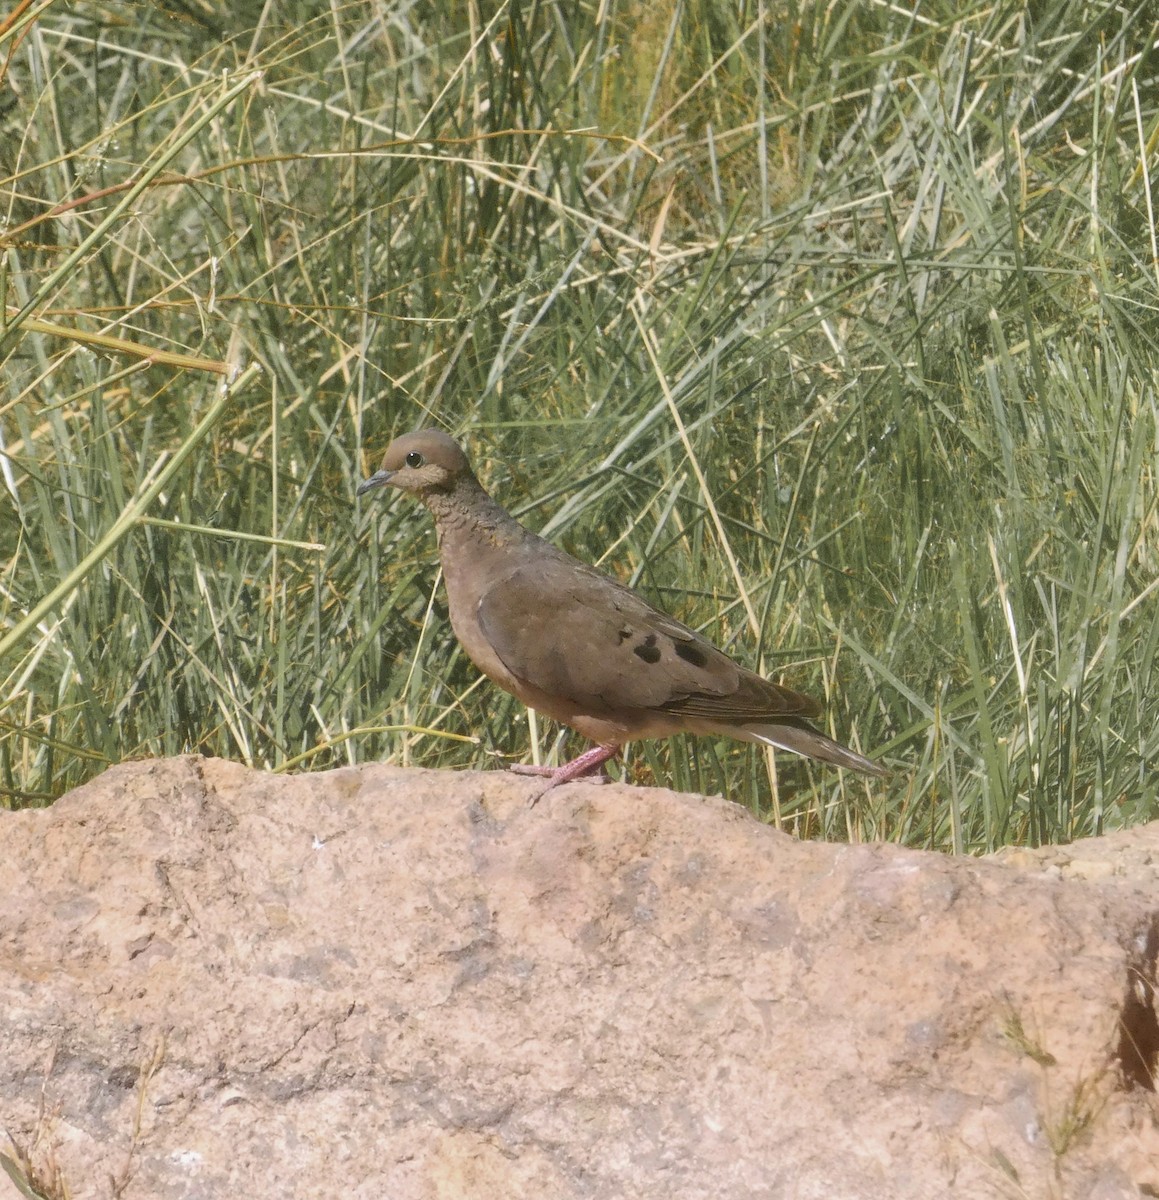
[{"x1": 1, "y1": 757, "x2": 1157, "y2": 1199}]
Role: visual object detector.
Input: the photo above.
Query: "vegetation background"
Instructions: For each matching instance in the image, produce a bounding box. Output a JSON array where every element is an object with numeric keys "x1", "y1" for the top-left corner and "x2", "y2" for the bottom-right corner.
[{"x1": 2, "y1": 0, "x2": 1157, "y2": 851}]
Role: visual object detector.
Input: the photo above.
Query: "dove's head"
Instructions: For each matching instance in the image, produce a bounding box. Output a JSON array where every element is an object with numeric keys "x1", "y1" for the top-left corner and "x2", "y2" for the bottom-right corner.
[{"x1": 357, "y1": 429, "x2": 473, "y2": 499}]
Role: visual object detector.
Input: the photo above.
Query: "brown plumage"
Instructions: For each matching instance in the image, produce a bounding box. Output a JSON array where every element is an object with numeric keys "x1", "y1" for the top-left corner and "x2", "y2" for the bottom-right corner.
[{"x1": 358, "y1": 429, "x2": 888, "y2": 790}]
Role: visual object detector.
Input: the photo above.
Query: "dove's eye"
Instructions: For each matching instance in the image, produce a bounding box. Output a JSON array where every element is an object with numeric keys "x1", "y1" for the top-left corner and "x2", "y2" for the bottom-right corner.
[{"x1": 405, "y1": 451, "x2": 425, "y2": 468}]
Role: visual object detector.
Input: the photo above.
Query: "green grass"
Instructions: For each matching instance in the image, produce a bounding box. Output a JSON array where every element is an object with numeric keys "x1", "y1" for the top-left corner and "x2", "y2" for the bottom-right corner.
[{"x1": 2, "y1": 0, "x2": 1158, "y2": 852}]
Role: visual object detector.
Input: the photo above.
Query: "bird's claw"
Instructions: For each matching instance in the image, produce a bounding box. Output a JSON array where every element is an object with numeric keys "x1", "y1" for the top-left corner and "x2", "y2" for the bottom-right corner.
[
  {"x1": 511, "y1": 762, "x2": 614, "y2": 807},
  {"x1": 510, "y1": 747, "x2": 621, "y2": 805},
  {"x1": 509, "y1": 763, "x2": 612, "y2": 783}
]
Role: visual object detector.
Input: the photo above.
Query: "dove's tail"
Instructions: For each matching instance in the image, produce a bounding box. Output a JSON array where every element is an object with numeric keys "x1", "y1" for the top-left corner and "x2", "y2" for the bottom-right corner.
[{"x1": 740, "y1": 722, "x2": 890, "y2": 778}]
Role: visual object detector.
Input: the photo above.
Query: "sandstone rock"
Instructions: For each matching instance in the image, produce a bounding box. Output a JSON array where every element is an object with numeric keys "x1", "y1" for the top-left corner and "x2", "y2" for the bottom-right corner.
[{"x1": 1, "y1": 757, "x2": 1157, "y2": 1199}]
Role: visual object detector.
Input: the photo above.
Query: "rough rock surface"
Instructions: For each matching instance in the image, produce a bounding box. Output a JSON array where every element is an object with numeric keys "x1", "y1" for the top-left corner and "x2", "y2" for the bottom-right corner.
[{"x1": 1, "y1": 757, "x2": 1157, "y2": 1200}]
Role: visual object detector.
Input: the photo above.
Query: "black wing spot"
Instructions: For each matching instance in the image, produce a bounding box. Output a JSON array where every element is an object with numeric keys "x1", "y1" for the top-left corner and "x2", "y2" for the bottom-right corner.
[
  {"x1": 673, "y1": 641, "x2": 708, "y2": 669},
  {"x1": 633, "y1": 633, "x2": 662, "y2": 664}
]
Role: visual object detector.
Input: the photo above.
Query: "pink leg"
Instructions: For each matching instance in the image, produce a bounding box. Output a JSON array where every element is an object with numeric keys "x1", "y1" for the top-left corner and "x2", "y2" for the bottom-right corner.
[{"x1": 510, "y1": 743, "x2": 621, "y2": 799}]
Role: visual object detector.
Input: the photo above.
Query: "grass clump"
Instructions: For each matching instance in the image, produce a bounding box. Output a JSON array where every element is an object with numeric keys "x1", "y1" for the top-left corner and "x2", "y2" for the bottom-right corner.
[{"x1": 1, "y1": 0, "x2": 1158, "y2": 852}]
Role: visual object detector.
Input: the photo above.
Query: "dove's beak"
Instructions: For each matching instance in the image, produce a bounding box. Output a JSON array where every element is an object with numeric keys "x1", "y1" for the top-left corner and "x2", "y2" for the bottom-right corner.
[{"x1": 357, "y1": 468, "x2": 396, "y2": 497}]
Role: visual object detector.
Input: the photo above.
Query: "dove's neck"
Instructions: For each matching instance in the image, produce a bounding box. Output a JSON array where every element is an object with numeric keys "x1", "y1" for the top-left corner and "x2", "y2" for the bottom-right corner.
[{"x1": 424, "y1": 478, "x2": 540, "y2": 591}]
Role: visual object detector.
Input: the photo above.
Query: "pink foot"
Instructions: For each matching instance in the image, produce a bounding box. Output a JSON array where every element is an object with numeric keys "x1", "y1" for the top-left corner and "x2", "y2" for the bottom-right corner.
[{"x1": 509, "y1": 744, "x2": 621, "y2": 804}]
